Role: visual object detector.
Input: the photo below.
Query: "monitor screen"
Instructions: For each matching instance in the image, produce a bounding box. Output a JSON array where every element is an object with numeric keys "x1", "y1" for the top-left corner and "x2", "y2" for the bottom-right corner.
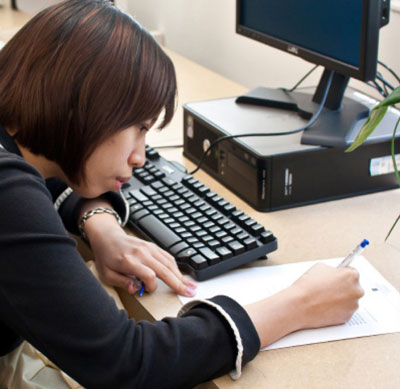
[
  {"x1": 237, "y1": 0, "x2": 387, "y2": 82},
  {"x1": 235, "y1": 0, "x2": 390, "y2": 147}
]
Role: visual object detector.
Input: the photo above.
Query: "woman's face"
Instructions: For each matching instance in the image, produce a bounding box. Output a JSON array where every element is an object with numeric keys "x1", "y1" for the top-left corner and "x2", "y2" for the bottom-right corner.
[{"x1": 70, "y1": 122, "x2": 151, "y2": 198}]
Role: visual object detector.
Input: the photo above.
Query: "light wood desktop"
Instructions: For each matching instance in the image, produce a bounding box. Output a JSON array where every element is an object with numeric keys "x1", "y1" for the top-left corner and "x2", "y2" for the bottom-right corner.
[
  {"x1": 2, "y1": 6, "x2": 399, "y2": 389},
  {"x1": 123, "y1": 50, "x2": 400, "y2": 389}
]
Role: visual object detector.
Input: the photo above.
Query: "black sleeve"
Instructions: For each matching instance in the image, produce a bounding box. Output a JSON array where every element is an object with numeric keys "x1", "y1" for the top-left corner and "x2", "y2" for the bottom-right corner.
[
  {"x1": 46, "y1": 177, "x2": 129, "y2": 235},
  {"x1": 0, "y1": 156, "x2": 260, "y2": 389}
]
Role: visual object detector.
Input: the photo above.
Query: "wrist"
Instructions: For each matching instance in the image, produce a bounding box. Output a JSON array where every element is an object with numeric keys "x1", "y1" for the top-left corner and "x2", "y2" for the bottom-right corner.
[
  {"x1": 79, "y1": 207, "x2": 122, "y2": 243},
  {"x1": 245, "y1": 286, "x2": 306, "y2": 349}
]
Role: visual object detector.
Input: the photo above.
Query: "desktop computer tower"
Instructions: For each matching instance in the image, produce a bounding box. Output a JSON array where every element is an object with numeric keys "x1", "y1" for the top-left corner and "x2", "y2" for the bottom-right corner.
[{"x1": 183, "y1": 93, "x2": 400, "y2": 212}]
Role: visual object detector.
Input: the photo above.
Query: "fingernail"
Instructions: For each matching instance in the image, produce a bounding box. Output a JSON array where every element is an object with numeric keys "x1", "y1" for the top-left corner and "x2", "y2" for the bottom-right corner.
[
  {"x1": 185, "y1": 287, "x2": 196, "y2": 297},
  {"x1": 184, "y1": 277, "x2": 197, "y2": 288},
  {"x1": 128, "y1": 282, "x2": 135, "y2": 295}
]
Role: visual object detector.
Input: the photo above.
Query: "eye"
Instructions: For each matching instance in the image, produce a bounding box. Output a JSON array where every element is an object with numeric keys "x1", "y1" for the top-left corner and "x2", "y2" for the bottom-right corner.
[{"x1": 139, "y1": 124, "x2": 149, "y2": 133}]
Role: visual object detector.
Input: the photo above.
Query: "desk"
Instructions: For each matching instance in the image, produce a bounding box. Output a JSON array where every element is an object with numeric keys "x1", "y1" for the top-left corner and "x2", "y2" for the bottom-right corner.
[
  {"x1": 122, "y1": 53, "x2": 400, "y2": 389},
  {"x1": 1, "y1": 6, "x2": 399, "y2": 389}
]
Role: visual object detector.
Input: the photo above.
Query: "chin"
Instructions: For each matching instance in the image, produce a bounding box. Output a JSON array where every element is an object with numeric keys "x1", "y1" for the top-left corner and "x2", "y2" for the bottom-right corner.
[{"x1": 70, "y1": 185, "x2": 104, "y2": 199}]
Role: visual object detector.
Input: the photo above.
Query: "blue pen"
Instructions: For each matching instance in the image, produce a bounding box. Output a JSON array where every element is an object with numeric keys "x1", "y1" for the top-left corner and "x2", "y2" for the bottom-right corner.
[
  {"x1": 139, "y1": 282, "x2": 145, "y2": 297},
  {"x1": 337, "y1": 239, "x2": 369, "y2": 268}
]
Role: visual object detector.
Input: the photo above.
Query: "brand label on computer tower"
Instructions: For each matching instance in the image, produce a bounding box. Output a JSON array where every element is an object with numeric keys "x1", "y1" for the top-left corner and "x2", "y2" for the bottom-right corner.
[
  {"x1": 284, "y1": 168, "x2": 293, "y2": 196},
  {"x1": 370, "y1": 154, "x2": 400, "y2": 176}
]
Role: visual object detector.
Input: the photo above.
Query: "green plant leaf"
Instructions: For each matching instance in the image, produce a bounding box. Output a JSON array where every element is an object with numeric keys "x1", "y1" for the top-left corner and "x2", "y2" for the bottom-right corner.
[
  {"x1": 385, "y1": 116, "x2": 400, "y2": 241},
  {"x1": 346, "y1": 105, "x2": 388, "y2": 152},
  {"x1": 346, "y1": 86, "x2": 400, "y2": 152},
  {"x1": 344, "y1": 86, "x2": 400, "y2": 240},
  {"x1": 385, "y1": 213, "x2": 400, "y2": 241},
  {"x1": 376, "y1": 86, "x2": 400, "y2": 108}
]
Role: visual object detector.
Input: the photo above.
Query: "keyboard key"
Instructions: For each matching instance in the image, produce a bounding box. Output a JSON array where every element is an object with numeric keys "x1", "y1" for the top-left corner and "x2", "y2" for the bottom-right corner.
[
  {"x1": 203, "y1": 221, "x2": 216, "y2": 230},
  {"x1": 237, "y1": 232, "x2": 249, "y2": 241},
  {"x1": 180, "y1": 232, "x2": 193, "y2": 239},
  {"x1": 260, "y1": 230, "x2": 275, "y2": 243},
  {"x1": 176, "y1": 248, "x2": 196, "y2": 262},
  {"x1": 232, "y1": 210, "x2": 244, "y2": 219},
  {"x1": 170, "y1": 241, "x2": 189, "y2": 255},
  {"x1": 129, "y1": 189, "x2": 148, "y2": 202},
  {"x1": 151, "y1": 181, "x2": 164, "y2": 190},
  {"x1": 130, "y1": 204, "x2": 143, "y2": 214},
  {"x1": 221, "y1": 203, "x2": 236, "y2": 215},
  {"x1": 137, "y1": 214, "x2": 182, "y2": 249},
  {"x1": 249, "y1": 223, "x2": 266, "y2": 235},
  {"x1": 237, "y1": 214, "x2": 250, "y2": 225},
  {"x1": 221, "y1": 235, "x2": 234, "y2": 244},
  {"x1": 244, "y1": 218, "x2": 257, "y2": 228},
  {"x1": 199, "y1": 247, "x2": 220, "y2": 265},
  {"x1": 130, "y1": 209, "x2": 149, "y2": 222},
  {"x1": 146, "y1": 149, "x2": 159, "y2": 160},
  {"x1": 215, "y1": 230, "x2": 228, "y2": 239},
  {"x1": 228, "y1": 241, "x2": 245, "y2": 255},
  {"x1": 216, "y1": 247, "x2": 233, "y2": 260},
  {"x1": 243, "y1": 237, "x2": 258, "y2": 249},
  {"x1": 162, "y1": 177, "x2": 176, "y2": 187},
  {"x1": 209, "y1": 225, "x2": 221, "y2": 234},
  {"x1": 141, "y1": 186, "x2": 157, "y2": 197},
  {"x1": 208, "y1": 240, "x2": 221, "y2": 249},
  {"x1": 189, "y1": 254, "x2": 208, "y2": 270}
]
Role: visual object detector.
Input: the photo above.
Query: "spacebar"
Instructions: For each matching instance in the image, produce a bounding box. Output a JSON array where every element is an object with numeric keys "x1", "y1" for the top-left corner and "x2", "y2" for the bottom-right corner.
[{"x1": 137, "y1": 214, "x2": 182, "y2": 249}]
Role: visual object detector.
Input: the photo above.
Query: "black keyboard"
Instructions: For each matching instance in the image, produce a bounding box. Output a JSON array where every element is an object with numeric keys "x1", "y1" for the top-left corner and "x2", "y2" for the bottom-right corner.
[{"x1": 121, "y1": 145, "x2": 278, "y2": 281}]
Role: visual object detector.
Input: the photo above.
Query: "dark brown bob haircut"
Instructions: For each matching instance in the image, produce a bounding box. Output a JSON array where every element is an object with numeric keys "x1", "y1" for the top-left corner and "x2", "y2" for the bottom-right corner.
[{"x1": 0, "y1": 0, "x2": 177, "y2": 184}]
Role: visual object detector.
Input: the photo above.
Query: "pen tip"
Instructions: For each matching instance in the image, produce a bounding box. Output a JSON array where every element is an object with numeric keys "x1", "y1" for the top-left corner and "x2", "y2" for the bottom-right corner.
[{"x1": 361, "y1": 239, "x2": 369, "y2": 248}]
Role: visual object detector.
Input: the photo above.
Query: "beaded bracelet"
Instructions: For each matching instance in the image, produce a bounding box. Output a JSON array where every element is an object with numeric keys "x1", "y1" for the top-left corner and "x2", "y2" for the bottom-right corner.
[{"x1": 78, "y1": 207, "x2": 122, "y2": 242}]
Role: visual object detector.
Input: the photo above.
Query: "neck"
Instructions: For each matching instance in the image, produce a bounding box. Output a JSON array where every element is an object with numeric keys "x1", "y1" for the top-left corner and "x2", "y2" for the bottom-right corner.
[
  {"x1": 19, "y1": 144, "x2": 63, "y2": 179},
  {"x1": 10, "y1": 138, "x2": 64, "y2": 180},
  {"x1": 5, "y1": 127, "x2": 66, "y2": 181}
]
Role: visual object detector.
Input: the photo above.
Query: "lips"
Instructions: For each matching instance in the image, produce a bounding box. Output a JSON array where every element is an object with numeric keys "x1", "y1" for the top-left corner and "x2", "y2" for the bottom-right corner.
[
  {"x1": 117, "y1": 176, "x2": 130, "y2": 184},
  {"x1": 115, "y1": 176, "x2": 130, "y2": 191}
]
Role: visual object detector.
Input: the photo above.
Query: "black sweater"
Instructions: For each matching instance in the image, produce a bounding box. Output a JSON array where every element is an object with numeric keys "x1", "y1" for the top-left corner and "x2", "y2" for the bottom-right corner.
[{"x1": 0, "y1": 127, "x2": 260, "y2": 388}]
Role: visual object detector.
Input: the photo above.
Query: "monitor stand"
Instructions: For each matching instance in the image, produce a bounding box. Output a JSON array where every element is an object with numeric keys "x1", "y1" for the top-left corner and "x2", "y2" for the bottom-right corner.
[{"x1": 236, "y1": 69, "x2": 395, "y2": 148}]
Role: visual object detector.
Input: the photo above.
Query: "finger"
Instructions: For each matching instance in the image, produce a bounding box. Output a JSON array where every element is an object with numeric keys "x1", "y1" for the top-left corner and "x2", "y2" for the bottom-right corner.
[
  {"x1": 100, "y1": 268, "x2": 140, "y2": 294},
  {"x1": 148, "y1": 243, "x2": 183, "y2": 278},
  {"x1": 132, "y1": 243, "x2": 190, "y2": 290},
  {"x1": 183, "y1": 276, "x2": 197, "y2": 289},
  {"x1": 112, "y1": 241, "x2": 179, "y2": 278},
  {"x1": 154, "y1": 263, "x2": 197, "y2": 297},
  {"x1": 126, "y1": 253, "x2": 195, "y2": 296},
  {"x1": 133, "y1": 266, "x2": 158, "y2": 293},
  {"x1": 145, "y1": 244, "x2": 198, "y2": 296}
]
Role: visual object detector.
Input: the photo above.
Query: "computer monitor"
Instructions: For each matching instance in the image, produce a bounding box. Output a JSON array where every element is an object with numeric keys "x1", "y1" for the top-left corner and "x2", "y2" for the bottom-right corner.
[{"x1": 236, "y1": 0, "x2": 391, "y2": 147}]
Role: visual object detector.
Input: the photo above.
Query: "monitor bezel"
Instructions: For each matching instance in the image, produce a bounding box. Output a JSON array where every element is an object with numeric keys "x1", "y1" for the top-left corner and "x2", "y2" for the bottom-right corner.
[{"x1": 236, "y1": 0, "x2": 381, "y2": 82}]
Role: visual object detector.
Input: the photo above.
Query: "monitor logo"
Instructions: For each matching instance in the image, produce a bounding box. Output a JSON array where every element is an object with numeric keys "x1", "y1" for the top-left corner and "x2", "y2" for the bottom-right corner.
[{"x1": 287, "y1": 45, "x2": 298, "y2": 55}]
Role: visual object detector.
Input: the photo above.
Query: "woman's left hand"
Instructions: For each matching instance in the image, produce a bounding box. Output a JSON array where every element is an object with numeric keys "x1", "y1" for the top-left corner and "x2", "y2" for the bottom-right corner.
[{"x1": 81, "y1": 208, "x2": 197, "y2": 298}]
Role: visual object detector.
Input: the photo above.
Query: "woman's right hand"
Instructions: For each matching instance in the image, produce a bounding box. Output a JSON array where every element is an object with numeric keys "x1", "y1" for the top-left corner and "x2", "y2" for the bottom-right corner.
[
  {"x1": 245, "y1": 263, "x2": 364, "y2": 349},
  {"x1": 290, "y1": 263, "x2": 365, "y2": 329}
]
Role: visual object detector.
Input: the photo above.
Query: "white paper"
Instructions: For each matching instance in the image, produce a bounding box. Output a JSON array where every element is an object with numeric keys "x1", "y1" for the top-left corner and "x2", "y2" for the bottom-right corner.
[{"x1": 179, "y1": 256, "x2": 400, "y2": 350}]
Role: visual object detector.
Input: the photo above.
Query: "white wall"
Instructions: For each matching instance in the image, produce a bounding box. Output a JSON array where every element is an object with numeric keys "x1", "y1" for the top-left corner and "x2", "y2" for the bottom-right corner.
[
  {"x1": 127, "y1": 0, "x2": 400, "y2": 99},
  {"x1": 14, "y1": 0, "x2": 129, "y2": 15}
]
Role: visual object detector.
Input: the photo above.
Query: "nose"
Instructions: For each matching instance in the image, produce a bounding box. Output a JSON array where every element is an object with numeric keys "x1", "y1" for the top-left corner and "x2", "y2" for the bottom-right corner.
[{"x1": 128, "y1": 144, "x2": 146, "y2": 168}]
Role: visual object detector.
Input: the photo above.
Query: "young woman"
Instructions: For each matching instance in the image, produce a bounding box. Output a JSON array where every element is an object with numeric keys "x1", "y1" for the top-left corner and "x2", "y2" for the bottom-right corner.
[{"x1": 0, "y1": 1, "x2": 364, "y2": 388}]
